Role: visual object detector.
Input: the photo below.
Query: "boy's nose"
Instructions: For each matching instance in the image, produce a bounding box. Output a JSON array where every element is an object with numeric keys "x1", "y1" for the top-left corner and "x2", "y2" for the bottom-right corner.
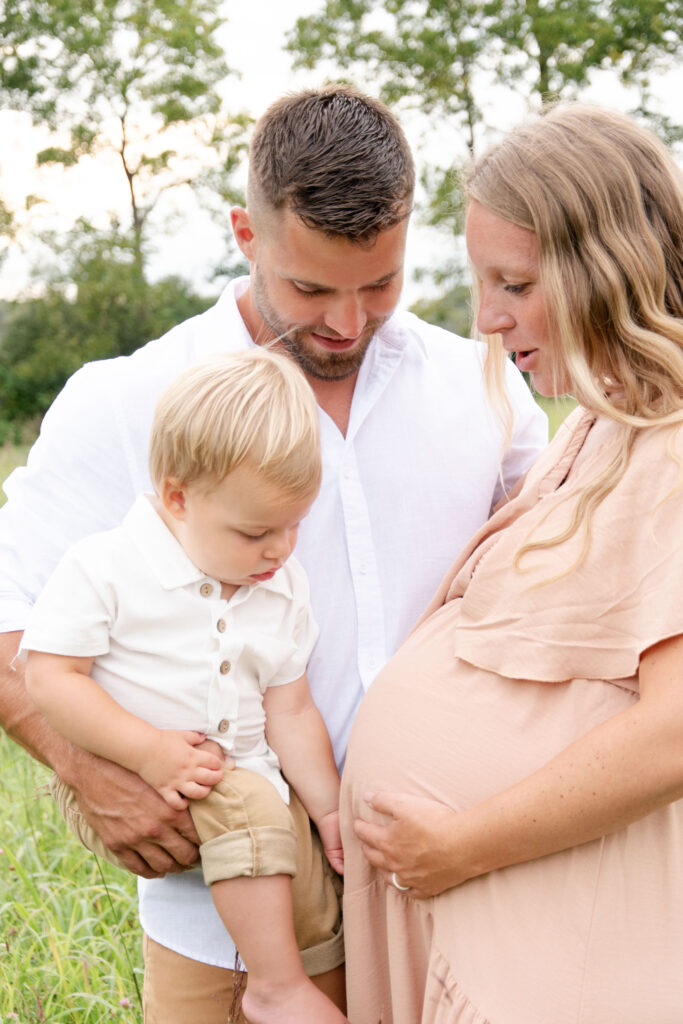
[{"x1": 265, "y1": 529, "x2": 297, "y2": 562}]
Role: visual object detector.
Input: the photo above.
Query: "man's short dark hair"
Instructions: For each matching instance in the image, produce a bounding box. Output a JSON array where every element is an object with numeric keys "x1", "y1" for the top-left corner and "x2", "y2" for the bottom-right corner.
[{"x1": 248, "y1": 84, "x2": 415, "y2": 242}]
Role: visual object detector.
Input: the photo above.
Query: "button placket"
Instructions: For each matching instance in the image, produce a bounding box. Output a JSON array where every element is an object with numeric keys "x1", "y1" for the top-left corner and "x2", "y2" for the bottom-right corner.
[{"x1": 210, "y1": 619, "x2": 239, "y2": 747}]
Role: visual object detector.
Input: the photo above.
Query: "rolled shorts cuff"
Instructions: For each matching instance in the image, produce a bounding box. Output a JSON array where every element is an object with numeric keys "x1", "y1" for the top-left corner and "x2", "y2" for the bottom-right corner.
[
  {"x1": 200, "y1": 825, "x2": 297, "y2": 885},
  {"x1": 300, "y1": 919, "x2": 345, "y2": 976}
]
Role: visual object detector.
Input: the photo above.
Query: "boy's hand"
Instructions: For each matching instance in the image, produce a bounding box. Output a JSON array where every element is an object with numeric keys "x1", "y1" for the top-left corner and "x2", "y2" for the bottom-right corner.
[
  {"x1": 138, "y1": 730, "x2": 225, "y2": 810},
  {"x1": 317, "y1": 809, "x2": 344, "y2": 875}
]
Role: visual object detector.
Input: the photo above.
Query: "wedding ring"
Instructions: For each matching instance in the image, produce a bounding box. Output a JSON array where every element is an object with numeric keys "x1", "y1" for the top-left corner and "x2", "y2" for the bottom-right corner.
[{"x1": 391, "y1": 871, "x2": 411, "y2": 892}]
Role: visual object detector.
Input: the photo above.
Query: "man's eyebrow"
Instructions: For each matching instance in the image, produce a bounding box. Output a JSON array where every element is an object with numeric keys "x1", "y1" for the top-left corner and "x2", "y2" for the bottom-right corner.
[{"x1": 289, "y1": 268, "x2": 401, "y2": 290}]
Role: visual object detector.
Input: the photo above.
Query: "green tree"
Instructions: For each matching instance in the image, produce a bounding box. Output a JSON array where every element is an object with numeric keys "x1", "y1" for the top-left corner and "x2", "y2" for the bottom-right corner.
[
  {"x1": 0, "y1": 225, "x2": 215, "y2": 423},
  {"x1": 0, "y1": 0, "x2": 248, "y2": 277},
  {"x1": 288, "y1": 1, "x2": 682, "y2": 149},
  {"x1": 288, "y1": 0, "x2": 682, "y2": 296}
]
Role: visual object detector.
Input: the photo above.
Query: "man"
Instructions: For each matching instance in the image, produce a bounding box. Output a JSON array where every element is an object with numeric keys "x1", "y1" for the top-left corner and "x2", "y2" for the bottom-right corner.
[{"x1": 0, "y1": 85, "x2": 546, "y2": 1021}]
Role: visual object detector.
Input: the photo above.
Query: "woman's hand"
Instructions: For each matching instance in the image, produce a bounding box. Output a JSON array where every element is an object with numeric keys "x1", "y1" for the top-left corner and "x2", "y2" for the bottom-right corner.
[{"x1": 354, "y1": 790, "x2": 462, "y2": 898}]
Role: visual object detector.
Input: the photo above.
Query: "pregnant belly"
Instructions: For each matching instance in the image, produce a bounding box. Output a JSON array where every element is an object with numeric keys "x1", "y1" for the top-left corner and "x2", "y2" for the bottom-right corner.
[{"x1": 343, "y1": 601, "x2": 637, "y2": 817}]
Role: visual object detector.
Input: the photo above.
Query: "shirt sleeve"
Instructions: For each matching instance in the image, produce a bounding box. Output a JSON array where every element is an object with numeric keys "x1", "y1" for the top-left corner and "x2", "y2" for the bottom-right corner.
[
  {"x1": 0, "y1": 360, "x2": 139, "y2": 632},
  {"x1": 453, "y1": 421, "x2": 683, "y2": 684},
  {"x1": 19, "y1": 537, "x2": 115, "y2": 660},
  {"x1": 268, "y1": 560, "x2": 320, "y2": 687}
]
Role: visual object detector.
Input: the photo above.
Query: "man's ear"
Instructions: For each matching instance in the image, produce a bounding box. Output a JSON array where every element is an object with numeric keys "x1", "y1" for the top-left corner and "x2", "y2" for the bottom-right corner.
[
  {"x1": 160, "y1": 477, "x2": 188, "y2": 521},
  {"x1": 231, "y1": 206, "x2": 256, "y2": 260}
]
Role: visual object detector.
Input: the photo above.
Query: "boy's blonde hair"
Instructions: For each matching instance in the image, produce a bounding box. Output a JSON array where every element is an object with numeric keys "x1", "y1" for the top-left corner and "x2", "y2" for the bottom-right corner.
[{"x1": 149, "y1": 349, "x2": 321, "y2": 497}]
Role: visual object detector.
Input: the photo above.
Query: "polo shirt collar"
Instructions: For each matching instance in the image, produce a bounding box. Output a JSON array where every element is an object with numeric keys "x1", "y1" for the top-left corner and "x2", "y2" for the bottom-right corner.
[{"x1": 122, "y1": 494, "x2": 294, "y2": 599}]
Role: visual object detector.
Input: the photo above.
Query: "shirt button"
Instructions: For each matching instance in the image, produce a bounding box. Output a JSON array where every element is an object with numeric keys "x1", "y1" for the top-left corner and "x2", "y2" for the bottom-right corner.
[
  {"x1": 219, "y1": 660, "x2": 231, "y2": 675},
  {"x1": 217, "y1": 719, "x2": 230, "y2": 733},
  {"x1": 216, "y1": 618, "x2": 227, "y2": 633},
  {"x1": 200, "y1": 582, "x2": 213, "y2": 597}
]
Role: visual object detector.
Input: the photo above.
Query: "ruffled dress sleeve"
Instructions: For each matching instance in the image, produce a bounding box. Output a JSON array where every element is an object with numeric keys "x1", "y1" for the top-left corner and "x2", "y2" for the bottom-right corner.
[{"x1": 417, "y1": 408, "x2": 683, "y2": 685}]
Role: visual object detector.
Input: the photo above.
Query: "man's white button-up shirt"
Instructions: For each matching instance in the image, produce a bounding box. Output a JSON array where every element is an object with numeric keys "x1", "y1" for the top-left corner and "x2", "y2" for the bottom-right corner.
[{"x1": 0, "y1": 277, "x2": 547, "y2": 967}]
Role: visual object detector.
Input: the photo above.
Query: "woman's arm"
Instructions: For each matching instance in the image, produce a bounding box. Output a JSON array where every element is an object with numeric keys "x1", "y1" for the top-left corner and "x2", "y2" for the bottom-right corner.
[
  {"x1": 265, "y1": 673, "x2": 343, "y2": 873},
  {"x1": 354, "y1": 632, "x2": 683, "y2": 897},
  {"x1": 26, "y1": 649, "x2": 223, "y2": 809}
]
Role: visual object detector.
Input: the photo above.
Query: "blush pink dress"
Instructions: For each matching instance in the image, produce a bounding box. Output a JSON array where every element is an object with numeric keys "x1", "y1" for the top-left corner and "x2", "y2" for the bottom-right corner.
[{"x1": 341, "y1": 408, "x2": 683, "y2": 1024}]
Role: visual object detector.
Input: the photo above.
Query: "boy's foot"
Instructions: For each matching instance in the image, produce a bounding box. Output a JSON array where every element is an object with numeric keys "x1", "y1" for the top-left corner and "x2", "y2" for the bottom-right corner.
[{"x1": 242, "y1": 975, "x2": 348, "y2": 1024}]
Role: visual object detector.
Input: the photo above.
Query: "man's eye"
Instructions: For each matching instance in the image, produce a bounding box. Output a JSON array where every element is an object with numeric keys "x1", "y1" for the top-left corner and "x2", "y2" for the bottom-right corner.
[{"x1": 293, "y1": 283, "x2": 322, "y2": 296}]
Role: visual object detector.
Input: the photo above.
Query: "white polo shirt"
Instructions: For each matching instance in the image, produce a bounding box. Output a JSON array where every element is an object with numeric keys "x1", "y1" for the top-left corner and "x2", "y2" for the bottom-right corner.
[
  {"x1": 0, "y1": 277, "x2": 547, "y2": 966},
  {"x1": 20, "y1": 494, "x2": 320, "y2": 804}
]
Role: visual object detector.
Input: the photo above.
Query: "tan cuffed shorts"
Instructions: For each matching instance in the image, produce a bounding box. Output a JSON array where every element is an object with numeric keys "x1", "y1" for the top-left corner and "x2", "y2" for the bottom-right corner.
[{"x1": 50, "y1": 767, "x2": 343, "y2": 975}]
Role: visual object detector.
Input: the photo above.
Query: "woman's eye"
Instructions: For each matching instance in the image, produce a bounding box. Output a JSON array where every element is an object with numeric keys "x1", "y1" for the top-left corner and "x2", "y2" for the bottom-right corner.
[{"x1": 504, "y1": 282, "x2": 529, "y2": 295}]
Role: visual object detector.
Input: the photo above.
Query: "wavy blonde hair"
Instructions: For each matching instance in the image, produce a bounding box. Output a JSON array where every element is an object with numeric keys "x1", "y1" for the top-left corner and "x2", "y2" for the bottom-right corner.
[{"x1": 467, "y1": 104, "x2": 683, "y2": 567}]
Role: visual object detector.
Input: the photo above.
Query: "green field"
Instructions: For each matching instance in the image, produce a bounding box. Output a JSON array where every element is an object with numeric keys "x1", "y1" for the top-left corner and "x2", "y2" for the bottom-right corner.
[
  {"x1": 0, "y1": 732, "x2": 143, "y2": 1021},
  {"x1": 1, "y1": 442, "x2": 143, "y2": 1020}
]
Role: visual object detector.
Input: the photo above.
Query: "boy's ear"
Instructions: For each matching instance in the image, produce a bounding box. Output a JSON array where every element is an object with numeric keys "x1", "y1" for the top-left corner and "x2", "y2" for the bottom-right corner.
[
  {"x1": 160, "y1": 477, "x2": 188, "y2": 520},
  {"x1": 230, "y1": 206, "x2": 256, "y2": 260}
]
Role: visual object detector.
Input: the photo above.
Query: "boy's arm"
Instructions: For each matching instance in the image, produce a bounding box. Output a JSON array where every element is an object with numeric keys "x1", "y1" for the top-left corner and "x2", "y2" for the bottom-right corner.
[
  {"x1": 264, "y1": 673, "x2": 343, "y2": 873},
  {"x1": 25, "y1": 649, "x2": 223, "y2": 810},
  {"x1": 0, "y1": 631, "x2": 203, "y2": 876}
]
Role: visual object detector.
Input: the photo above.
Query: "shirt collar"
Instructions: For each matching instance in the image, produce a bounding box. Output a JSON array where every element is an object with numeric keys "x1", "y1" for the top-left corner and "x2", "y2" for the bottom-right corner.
[{"x1": 122, "y1": 494, "x2": 294, "y2": 600}]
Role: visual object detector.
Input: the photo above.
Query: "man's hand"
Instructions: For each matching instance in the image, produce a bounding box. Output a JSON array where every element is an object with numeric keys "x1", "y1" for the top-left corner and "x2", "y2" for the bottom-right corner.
[{"x1": 65, "y1": 741, "x2": 227, "y2": 878}]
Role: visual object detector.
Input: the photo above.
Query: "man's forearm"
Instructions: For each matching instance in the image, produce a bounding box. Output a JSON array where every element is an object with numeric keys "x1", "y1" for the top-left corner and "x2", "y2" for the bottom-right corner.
[{"x1": 0, "y1": 631, "x2": 79, "y2": 779}]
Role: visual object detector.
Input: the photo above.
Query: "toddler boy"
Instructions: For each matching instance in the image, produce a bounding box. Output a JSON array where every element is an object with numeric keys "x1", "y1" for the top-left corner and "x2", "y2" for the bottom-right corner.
[{"x1": 22, "y1": 349, "x2": 346, "y2": 1023}]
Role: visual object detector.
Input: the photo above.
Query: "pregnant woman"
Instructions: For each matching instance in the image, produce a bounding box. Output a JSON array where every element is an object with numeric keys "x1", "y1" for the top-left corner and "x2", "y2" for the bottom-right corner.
[{"x1": 342, "y1": 104, "x2": 683, "y2": 1024}]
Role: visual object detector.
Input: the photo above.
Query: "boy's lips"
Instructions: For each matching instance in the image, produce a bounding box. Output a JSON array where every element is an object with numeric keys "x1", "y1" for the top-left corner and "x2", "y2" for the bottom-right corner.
[{"x1": 250, "y1": 568, "x2": 280, "y2": 581}]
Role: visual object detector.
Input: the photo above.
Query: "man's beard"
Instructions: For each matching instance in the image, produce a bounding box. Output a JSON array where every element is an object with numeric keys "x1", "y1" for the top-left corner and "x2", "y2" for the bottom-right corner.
[{"x1": 252, "y1": 268, "x2": 386, "y2": 381}]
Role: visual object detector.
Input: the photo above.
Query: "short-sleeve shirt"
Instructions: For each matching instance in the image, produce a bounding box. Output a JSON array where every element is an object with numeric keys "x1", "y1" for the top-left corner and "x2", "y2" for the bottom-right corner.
[{"x1": 20, "y1": 495, "x2": 319, "y2": 804}]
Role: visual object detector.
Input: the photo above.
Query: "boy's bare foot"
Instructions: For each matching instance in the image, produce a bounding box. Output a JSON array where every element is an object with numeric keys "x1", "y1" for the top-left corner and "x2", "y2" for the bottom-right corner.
[{"x1": 242, "y1": 974, "x2": 348, "y2": 1024}]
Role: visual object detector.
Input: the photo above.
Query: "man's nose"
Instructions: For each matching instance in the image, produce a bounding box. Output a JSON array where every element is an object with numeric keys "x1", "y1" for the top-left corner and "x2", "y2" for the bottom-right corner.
[{"x1": 323, "y1": 295, "x2": 368, "y2": 339}]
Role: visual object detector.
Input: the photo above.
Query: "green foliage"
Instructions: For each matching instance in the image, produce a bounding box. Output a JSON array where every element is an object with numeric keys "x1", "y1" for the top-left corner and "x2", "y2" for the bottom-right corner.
[
  {"x1": 0, "y1": 731, "x2": 142, "y2": 1022},
  {"x1": 0, "y1": 226, "x2": 216, "y2": 423},
  {"x1": 0, "y1": 0, "x2": 248, "y2": 274},
  {"x1": 410, "y1": 281, "x2": 473, "y2": 338},
  {"x1": 288, "y1": 0, "x2": 682, "y2": 308},
  {"x1": 289, "y1": 0, "x2": 683, "y2": 121}
]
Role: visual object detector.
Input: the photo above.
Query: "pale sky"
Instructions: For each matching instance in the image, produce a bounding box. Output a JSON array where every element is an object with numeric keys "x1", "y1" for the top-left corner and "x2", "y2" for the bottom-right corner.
[{"x1": 1, "y1": 0, "x2": 681, "y2": 304}]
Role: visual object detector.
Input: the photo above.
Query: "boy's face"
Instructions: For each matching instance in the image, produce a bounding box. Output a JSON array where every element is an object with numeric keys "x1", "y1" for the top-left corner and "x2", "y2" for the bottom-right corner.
[{"x1": 161, "y1": 462, "x2": 315, "y2": 592}]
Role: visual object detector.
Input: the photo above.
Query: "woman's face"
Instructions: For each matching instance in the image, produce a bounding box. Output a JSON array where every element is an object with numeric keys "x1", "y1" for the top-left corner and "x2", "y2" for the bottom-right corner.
[{"x1": 465, "y1": 200, "x2": 568, "y2": 397}]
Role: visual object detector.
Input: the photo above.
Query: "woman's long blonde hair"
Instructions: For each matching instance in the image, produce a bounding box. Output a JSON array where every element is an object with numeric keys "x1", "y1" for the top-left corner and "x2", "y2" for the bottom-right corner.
[{"x1": 467, "y1": 104, "x2": 683, "y2": 566}]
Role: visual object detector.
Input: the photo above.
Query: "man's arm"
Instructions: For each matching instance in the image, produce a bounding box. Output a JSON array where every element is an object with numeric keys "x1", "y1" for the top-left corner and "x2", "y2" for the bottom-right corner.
[{"x1": 1, "y1": 631, "x2": 202, "y2": 877}]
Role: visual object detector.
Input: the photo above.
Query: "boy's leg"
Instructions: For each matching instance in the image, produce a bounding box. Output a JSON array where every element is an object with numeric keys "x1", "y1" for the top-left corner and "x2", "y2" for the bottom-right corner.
[
  {"x1": 210, "y1": 873, "x2": 346, "y2": 1022},
  {"x1": 143, "y1": 933, "x2": 345, "y2": 1023},
  {"x1": 191, "y1": 767, "x2": 347, "y2": 1022}
]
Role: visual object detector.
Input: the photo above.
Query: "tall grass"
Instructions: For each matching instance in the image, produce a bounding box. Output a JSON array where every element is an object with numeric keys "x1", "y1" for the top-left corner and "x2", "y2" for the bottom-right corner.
[
  {"x1": 1, "y1": 442, "x2": 143, "y2": 1020},
  {"x1": 0, "y1": 733, "x2": 143, "y2": 1022}
]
